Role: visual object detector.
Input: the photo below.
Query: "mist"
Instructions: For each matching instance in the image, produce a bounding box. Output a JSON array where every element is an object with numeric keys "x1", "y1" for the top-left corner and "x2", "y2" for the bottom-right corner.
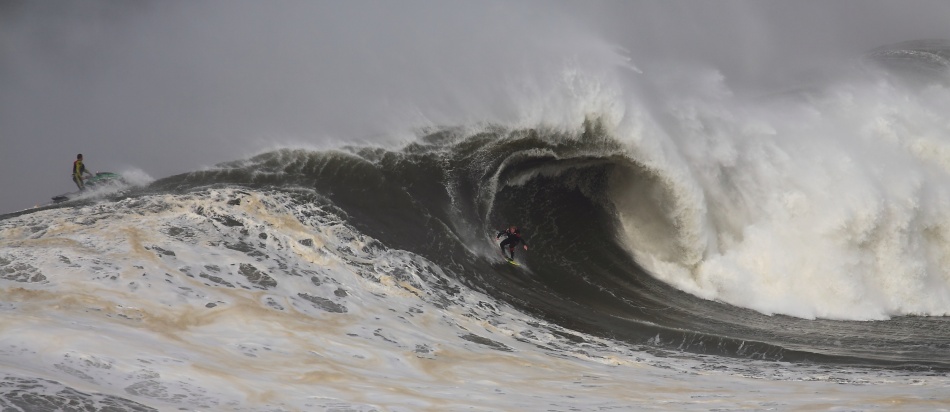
[{"x1": 3, "y1": 1, "x2": 950, "y2": 213}]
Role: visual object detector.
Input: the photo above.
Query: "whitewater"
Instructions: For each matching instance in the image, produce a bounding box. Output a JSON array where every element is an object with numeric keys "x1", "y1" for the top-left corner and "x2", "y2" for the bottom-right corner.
[
  {"x1": 5, "y1": 4, "x2": 950, "y2": 409},
  {"x1": 2, "y1": 186, "x2": 948, "y2": 411}
]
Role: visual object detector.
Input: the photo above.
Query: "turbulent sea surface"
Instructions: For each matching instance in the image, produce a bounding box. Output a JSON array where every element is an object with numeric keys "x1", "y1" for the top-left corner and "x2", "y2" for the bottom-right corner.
[{"x1": 5, "y1": 41, "x2": 950, "y2": 410}]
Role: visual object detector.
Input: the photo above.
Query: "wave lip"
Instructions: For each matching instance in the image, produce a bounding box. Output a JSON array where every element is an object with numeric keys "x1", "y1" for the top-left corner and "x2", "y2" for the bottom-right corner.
[{"x1": 867, "y1": 39, "x2": 950, "y2": 81}]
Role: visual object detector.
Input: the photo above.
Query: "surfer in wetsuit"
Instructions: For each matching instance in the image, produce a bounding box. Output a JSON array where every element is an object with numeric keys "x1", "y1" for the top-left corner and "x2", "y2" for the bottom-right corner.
[
  {"x1": 72, "y1": 154, "x2": 93, "y2": 190},
  {"x1": 497, "y1": 225, "x2": 528, "y2": 261}
]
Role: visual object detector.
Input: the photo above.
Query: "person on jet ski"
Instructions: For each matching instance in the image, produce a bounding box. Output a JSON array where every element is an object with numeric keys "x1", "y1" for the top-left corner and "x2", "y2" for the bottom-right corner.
[{"x1": 72, "y1": 154, "x2": 93, "y2": 190}]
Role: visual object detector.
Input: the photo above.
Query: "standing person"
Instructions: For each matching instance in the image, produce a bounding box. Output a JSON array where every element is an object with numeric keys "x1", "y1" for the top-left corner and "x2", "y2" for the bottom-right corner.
[
  {"x1": 496, "y1": 225, "x2": 529, "y2": 261},
  {"x1": 72, "y1": 154, "x2": 93, "y2": 190}
]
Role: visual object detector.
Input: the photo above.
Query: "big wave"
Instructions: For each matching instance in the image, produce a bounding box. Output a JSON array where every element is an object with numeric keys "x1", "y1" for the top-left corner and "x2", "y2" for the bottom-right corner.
[
  {"x1": 158, "y1": 57, "x2": 950, "y2": 324},
  {"x1": 142, "y1": 99, "x2": 950, "y2": 368},
  {"x1": 12, "y1": 39, "x2": 950, "y2": 370}
]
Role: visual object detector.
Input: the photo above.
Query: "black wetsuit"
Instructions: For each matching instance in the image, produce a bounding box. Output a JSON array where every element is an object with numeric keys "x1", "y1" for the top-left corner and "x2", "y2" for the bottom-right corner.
[
  {"x1": 497, "y1": 228, "x2": 528, "y2": 260},
  {"x1": 73, "y1": 160, "x2": 87, "y2": 190}
]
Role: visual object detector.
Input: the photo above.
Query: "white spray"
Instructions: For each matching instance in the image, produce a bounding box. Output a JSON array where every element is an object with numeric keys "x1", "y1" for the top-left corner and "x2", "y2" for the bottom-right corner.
[{"x1": 610, "y1": 62, "x2": 950, "y2": 320}]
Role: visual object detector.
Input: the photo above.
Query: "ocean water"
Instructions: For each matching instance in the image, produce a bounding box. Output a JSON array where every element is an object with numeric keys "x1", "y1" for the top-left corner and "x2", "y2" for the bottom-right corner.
[{"x1": 4, "y1": 39, "x2": 950, "y2": 411}]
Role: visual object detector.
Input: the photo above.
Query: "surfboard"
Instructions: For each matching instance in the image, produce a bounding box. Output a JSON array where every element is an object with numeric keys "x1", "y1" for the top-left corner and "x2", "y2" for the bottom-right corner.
[{"x1": 506, "y1": 259, "x2": 520, "y2": 266}]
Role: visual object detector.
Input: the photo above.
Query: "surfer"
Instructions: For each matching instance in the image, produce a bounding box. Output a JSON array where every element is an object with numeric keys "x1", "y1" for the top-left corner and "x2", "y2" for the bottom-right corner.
[
  {"x1": 72, "y1": 154, "x2": 93, "y2": 190},
  {"x1": 496, "y1": 225, "x2": 528, "y2": 261}
]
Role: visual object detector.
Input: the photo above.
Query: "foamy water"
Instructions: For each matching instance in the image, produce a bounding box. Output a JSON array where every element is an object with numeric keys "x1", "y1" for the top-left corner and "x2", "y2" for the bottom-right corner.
[{"x1": 1, "y1": 189, "x2": 948, "y2": 410}]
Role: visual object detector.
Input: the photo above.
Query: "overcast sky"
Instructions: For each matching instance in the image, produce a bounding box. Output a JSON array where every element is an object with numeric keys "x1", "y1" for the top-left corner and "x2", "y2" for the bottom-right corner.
[{"x1": 3, "y1": 0, "x2": 950, "y2": 213}]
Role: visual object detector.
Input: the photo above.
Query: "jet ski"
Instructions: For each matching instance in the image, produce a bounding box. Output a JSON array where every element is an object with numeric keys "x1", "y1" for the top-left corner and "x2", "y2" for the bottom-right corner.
[
  {"x1": 84, "y1": 172, "x2": 124, "y2": 188},
  {"x1": 52, "y1": 172, "x2": 127, "y2": 203}
]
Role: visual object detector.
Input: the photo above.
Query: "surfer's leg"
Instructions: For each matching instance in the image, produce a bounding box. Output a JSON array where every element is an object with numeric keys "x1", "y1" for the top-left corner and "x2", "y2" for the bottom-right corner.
[
  {"x1": 508, "y1": 246, "x2": 516, "y2": 260},
  {"x1": 500, "y1": 238, "x2": 515, "y2": 259}
]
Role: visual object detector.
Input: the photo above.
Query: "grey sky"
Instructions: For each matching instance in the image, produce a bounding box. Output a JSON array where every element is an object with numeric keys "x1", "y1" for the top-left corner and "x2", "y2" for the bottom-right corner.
[{"x1": 2, "y1": 1, "x2": 950, "y2": 213}]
